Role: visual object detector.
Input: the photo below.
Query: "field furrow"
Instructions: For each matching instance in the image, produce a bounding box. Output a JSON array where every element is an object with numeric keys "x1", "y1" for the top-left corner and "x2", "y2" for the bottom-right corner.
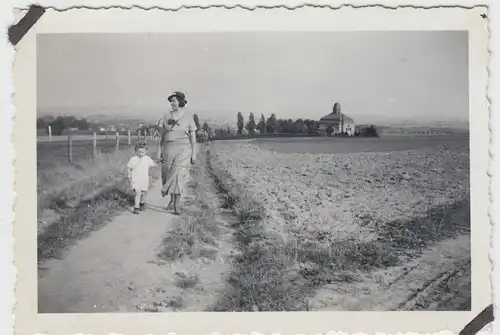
[{"x1": 207, "y1": 139, "x2": 470, "y2": 310}]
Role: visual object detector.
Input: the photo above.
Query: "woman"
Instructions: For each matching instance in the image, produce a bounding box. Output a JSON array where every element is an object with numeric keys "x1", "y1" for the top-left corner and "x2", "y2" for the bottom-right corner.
[{"x1": 156, "y1": 91, "x2": 197, "y2": 215}]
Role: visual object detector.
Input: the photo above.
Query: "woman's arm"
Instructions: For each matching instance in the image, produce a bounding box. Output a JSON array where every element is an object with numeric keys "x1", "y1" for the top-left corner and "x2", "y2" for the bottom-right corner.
[
  {"x1": 156, "y1": 133, "x2": 164, "y2": 161},
  {"x1": 188, "y1": 115, "x2": 198, "y2": 163},
  {"x1": 156, "y1": 119, "x2": 165, "y2": 160},
  {"x1": 189, "y1": 130, "x2": 197, "y2": 163}
]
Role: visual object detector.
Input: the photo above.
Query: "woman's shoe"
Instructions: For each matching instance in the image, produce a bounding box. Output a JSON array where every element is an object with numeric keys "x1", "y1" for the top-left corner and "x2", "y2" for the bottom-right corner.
[{"x1": 133, "y1": 208, "x2": 140, "y2": 215}]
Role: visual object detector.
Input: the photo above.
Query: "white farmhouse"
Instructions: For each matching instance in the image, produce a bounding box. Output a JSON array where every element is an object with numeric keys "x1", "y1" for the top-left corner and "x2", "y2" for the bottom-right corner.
[{"x1": 318, "y1": 103, "x2": 356, "y2": 136}]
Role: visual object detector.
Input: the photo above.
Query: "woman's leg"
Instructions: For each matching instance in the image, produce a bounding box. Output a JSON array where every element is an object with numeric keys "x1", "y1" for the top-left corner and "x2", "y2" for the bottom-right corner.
[
  {"x1": 172, "y1": 193, "x2": 181, "y2": 215},
  {"x1": 160, "y1": 154, "x2": 171, "y2": 197},
  {"x1": 166, "y1": 194, "x2": 174, "y2": 210},
  {"x1": 161, "y1": 163, "x2": 168, "y2": 197}
]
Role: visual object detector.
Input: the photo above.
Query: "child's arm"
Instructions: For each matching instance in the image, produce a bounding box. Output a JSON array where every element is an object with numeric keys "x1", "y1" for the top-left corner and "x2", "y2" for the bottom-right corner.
[{"x1": 127, "y1": 158, "x2": 134, "y2": 181}]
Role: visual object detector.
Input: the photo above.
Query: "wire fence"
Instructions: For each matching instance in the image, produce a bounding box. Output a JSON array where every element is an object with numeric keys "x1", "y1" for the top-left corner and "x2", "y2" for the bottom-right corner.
[{"x1": 37, "y1": 130, "x2": 160, "y2": 170}]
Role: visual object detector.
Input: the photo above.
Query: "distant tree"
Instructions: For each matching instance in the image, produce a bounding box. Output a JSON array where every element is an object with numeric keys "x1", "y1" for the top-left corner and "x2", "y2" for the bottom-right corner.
[
  {"x1": 295, "y1": 119, "x2": 306, "y2": 133},
  {"x1": 49, "y1": 117, "x2": 66, "y2": 136},
  {"x1": 275, "y1": 119, "x2": 283, "y2": 133},
  {"x1": 276, "y1": 119, "x2": 287, "y2": 133},
  {"x1": 303, "y1": 119, "x2": 311, "y2": 132},
  {"x1": 266, "y1": 113, "x2": 278, "y2": 133},
  {"x1": 310, "y1": 121, "x2": 319, "y2": 132},
  {"x1": 326, "y1": 124, "x2": 334, "y2": 136},
  {"x1": 193, "y1": 114, "x2": 201, "y2": 131},
  {"x1": 258, "y1": 114, "x2": 266, "y2": 134},
  {"x1": 37, "y1": 118, "x2": 46, "y2": 130},
  {"x1": 246, "y1": 113, "x2": 256, "y2": 135},
  {"x1": 202, "y1": 121, "x2": 209, "y2": 133},
  {"x1": 360, "y1": 125, "x2": 380, "y2": 137},
  {"x1": 61, "y1": 116, "x2": 77, "y2": 129},
  {"x1": 76, "y1": 118, "x2": 90, "y2": 130},
  {"x1": 237, "y1": 112, "x2": 245, "y2": 134}
]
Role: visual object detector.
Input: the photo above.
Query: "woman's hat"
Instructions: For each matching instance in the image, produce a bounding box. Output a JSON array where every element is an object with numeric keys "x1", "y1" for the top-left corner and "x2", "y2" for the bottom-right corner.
[{"x1": 168, "y1": 91, "x2": 187, "y2": 103}]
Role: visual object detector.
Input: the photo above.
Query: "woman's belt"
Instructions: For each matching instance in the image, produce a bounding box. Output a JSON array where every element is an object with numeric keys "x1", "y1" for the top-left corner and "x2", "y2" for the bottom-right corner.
[{"x1": 164, "y1": 138, "x2": 190, "y2": 143}]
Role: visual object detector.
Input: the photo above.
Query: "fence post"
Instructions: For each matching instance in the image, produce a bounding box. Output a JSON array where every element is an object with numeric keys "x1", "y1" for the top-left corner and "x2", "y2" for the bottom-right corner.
[
  {"x1": 93, "y1": 132, "x2": 97, "y2": 157},
  {"x1": 116, "y1": 132, "x2": 120, "y2": 151},
  {"x1": 68, "y1": 131, "x2": 73, "y2": 163},
  {"x1": 48, "y1": 125, "x2": 52, "y2": 141},
  {"x1": 128, "y1": 130, "x2": 131, "y2": 145}
]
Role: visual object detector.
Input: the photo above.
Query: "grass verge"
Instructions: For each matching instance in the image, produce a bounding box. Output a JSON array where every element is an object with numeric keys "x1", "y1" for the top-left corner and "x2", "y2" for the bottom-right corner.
[
  {"x1": 157, "y1": 148, "x2": 223, "y2": 262},
  {"x1": 207, "y1": 149, "x2": 308, "y2": 311},
  {"x1": 38, "y1": 150, "x2": 133, "y2": 211},
  {"x1": 37, "y1": 147, "x2": 160, "y2": 263}
]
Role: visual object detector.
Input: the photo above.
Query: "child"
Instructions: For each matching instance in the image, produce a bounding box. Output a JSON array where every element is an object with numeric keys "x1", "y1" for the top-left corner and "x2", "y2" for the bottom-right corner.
[{"x1": 127, "y1": 141, "x2": 157, "y2": 214}]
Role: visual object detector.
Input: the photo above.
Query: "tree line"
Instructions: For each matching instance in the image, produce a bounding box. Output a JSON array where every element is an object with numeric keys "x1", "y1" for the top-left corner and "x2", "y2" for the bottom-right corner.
[
  {"x1": 231, "y1": 112, "x2": 379, "y2": 137},
  {"x1": 37, "y1": 116, "x2": 92, "y2": 135},
  {"x1": 38, "y1": 112, "x2": 379, "y2": 139},
  {"x1": 234, "y1": 112, "x2": 320, "y2": 135}
]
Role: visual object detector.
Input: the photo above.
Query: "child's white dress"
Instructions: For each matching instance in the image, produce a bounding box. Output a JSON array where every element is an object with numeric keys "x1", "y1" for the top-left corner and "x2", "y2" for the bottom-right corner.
[{"x1": 127, "y1": 155, "x2": 157, "y2": 191}]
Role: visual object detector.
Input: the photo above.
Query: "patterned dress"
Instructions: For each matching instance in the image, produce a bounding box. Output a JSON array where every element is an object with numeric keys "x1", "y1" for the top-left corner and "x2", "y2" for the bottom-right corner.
[{"x1": 157, "y1": 108, "x2": 197, "y2": 196}]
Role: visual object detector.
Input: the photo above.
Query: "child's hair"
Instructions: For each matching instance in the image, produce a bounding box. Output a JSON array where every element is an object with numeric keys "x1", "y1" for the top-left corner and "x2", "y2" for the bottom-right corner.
[{"x1": 135, "y1": 141, "x2": 148, "y2": 151}]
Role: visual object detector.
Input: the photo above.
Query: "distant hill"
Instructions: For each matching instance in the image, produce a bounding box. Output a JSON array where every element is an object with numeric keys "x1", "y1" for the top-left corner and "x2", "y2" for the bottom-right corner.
[{"x1": 38, "y1": 106, "x2": 162, "y2": 125}]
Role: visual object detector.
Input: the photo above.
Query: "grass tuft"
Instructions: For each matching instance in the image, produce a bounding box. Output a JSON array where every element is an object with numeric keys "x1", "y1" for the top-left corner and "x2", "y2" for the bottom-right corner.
[
  {"x1": 379, "y1": 198, "x2": 470, "y2": 253},
  {"x1": 175, "y1": 276, "x2": 200, "y2": 289}
]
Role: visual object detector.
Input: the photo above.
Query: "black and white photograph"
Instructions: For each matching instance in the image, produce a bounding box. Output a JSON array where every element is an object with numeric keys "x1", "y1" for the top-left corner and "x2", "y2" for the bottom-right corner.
[
  {"x1": 35, "y1": 30, "x2": 473, "y2": 313},
  {"x1": 10, "y1": 5, "x2": 492, "y2": 334}
]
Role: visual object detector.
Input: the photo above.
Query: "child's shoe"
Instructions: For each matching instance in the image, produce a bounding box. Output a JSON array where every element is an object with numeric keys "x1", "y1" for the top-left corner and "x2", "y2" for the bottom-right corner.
[
  {"x1": 140, "y1": 203, "x2": 146, "y2": 211},
  {"x1": 133, "y1": 207, "x2": 140, "y2": 214}
]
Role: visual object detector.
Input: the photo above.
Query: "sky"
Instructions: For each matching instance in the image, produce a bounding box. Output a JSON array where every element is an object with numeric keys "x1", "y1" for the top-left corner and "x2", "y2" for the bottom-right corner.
[{"x1": 37, "y1": 31, "x2": 469, "y2": 124}]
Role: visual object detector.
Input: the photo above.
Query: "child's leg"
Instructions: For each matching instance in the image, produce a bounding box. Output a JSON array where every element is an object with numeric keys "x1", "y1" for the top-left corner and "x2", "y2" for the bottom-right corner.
[
  {"x1": 140, "y1": 191, "x2": 147, "y2": 210},
  {"x1": 140, "y1": 190, "x2": 147, "y2": 204},
  {"x1": 134, "y1": 189, "x2": 142, "y2": 209}
]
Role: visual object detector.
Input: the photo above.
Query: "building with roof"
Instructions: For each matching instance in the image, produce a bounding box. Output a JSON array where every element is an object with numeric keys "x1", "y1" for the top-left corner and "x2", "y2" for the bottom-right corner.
[{"x1": 318, "y1": 103, "x2": 356, "y2": 136}]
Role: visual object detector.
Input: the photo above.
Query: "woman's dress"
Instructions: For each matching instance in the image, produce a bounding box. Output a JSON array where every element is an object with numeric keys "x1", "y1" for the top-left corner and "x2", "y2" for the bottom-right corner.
[{"x1": 158, "y1": 109, "x2": 197, "y2": 196}]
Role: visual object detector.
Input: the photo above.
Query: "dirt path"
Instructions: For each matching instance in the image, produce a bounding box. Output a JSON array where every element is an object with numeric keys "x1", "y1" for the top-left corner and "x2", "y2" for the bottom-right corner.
[
  {"x1": 38, "y1": 179, "x2": 181, "y2": 313},
  {"x1": 38, "y1": 155, "x2": 240, "y2": 313}
]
